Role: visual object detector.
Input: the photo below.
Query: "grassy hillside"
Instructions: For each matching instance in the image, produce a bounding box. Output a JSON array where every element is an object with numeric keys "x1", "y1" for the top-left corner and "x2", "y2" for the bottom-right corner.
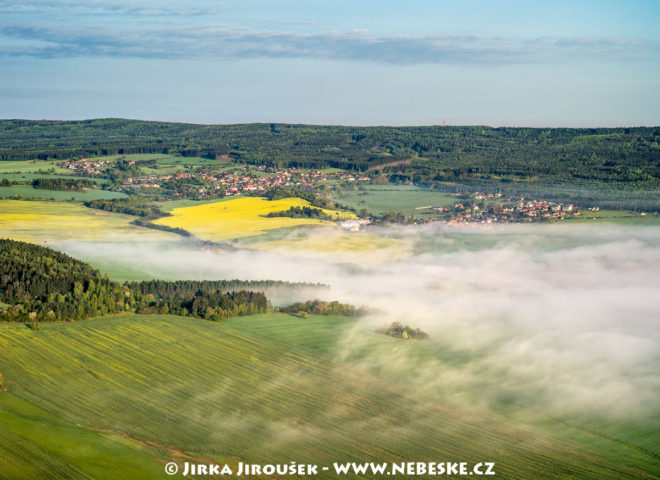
[
  {"x1": 226, "y1": 314, "x2": 660, "y2": 460},
  {"x1": 0, "y1": 314, "x2": 657, "y2": 479},
  {"x1": 0, "y1": 393, "x2": 166, "y2": 480}
]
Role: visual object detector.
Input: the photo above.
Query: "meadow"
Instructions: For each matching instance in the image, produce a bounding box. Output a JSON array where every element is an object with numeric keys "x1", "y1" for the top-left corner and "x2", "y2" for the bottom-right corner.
[
  {"x1": 564, "y1": 208, "x2": 660, "y2": 224},
  {"x1": 0, "y1": 159, "x2": 123, "y2": 200},
  {"x1": 154, "y1": 196, "x2": 357, "y2": 241},
  {"x1": 1, "y1": 314, "x2": 656, "y2": 479},
  {"x1": 0, "y1": 184, "x2": 127, "y2": 201},
  {"x1": 0, "y1": 159, "x2": 70, "y2": 174},
  {"x1": 89, "y1": 153, "x2": 242, "y2": 176},
  {"x1": 0, "y1": 173, "x2": 106, "y2": 183},
  {"x1": 0, "y1": 393, "x2": 167, "y2": 480},
  {"x1": 329, "y1": 185, "x2": 455, "y2": 217}
]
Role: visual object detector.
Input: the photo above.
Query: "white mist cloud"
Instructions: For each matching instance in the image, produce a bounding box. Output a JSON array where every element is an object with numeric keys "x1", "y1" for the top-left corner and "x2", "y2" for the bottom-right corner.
[{"x1": 56, "y1": 222, "x2": 660, "y2": 421}]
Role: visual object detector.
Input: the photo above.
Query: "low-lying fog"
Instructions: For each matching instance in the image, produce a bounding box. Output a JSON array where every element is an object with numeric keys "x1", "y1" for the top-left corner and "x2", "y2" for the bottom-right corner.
[{"x1": 59, "y1": 223, "x2": 660, "y2": 422}]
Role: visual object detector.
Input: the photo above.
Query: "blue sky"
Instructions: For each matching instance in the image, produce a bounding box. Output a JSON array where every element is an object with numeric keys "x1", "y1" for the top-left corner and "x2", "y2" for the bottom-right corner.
[{"x1": 1, "y1": 0, "x2": 658, "y2": 126}]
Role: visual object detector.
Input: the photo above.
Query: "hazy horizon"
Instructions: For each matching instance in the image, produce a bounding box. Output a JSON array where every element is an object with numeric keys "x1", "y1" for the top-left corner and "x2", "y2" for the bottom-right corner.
[{"x1": 3, "y1": 117, "x2": 659, "y2": 129}]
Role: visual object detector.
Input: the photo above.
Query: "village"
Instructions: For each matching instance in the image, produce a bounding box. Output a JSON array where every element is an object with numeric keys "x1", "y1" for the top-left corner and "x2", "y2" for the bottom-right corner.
[
  {"x1": 57, "y1": 157, "x2": 581, "y2": 224},
  {"x1": 57, "y1": 157, "x2": 370, "y2": 199},
  {"x1": 431, "y1": 192, "x2": 580, "y2": 224}
]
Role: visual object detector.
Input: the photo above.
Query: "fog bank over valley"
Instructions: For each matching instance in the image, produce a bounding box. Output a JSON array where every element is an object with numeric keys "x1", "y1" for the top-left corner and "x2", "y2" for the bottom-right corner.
[{"x1": 59, "y1": 223, "x2": 660, "y2": 422}]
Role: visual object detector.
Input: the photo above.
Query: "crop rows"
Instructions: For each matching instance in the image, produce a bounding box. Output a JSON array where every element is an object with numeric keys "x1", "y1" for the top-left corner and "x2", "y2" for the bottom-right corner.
[{"x1": 0, "y1": 315, "x2": 657, "y2": 479}]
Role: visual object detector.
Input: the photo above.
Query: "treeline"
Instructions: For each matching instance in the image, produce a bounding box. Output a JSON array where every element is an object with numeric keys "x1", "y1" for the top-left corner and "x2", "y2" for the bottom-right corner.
[
  {"x1": 264, "y1": 188, "x2": 336, "y2": 209},
  {"x1": 0, "y1": 239, "x2": 268, "y2": 323},
  {"x1": 129, "y1": 219, "x2": 191, "y2": 237},
  {"x1": 32, "y1": 178, "x2": 96, "y2": 191},
  {"x1": 2, "y1": 119, "x2": 658, "y2": 189},
  {"x1": 84, "y1": 197, "x2": 168, "y2": 218},
  {"x1": 129, "y1": 279, "x2": 325, "y2": 296},
  {"x1": 127, "y1": 280, "x2": 268, "y2": 321},
  {"x1": 280, "y1": 299, "x2": 367, "y2": 316},
  {"x1": 265, "y1": 206, "x2": 332, "y2": 220},
  {"x1": 378, "y1": 322, "x2": 429, "y2": 340}
]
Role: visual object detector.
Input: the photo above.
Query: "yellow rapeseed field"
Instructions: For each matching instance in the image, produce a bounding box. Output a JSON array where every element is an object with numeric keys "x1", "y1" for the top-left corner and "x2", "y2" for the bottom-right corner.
[
  {"x1": 0, "y1": 199, "x2": 172, "y2": 243},
  {"x1": 252, "y1": 229, "x2": 413, "y2": 262},
  {"x1": 153, "y1": 196, "x2": 356, "y2": 241}
]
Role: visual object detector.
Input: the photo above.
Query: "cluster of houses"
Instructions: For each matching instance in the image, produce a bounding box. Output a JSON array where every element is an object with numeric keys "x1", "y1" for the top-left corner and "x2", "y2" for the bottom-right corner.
[
  {"x1": 58, "y1": 158, "x2": 110, "y2": 176},
  {"x1": 58, "y1": 157, "x2": 370, "y2": 199},
  {"x1": 436, "y1": 193, "x2": 579, "y2": 224},
  {"x1": 213, "y1": 166, "x2": 368, "y2": 196},
  {"x1": 122, "y1": 165, "x2": 369, "y2": 198}
]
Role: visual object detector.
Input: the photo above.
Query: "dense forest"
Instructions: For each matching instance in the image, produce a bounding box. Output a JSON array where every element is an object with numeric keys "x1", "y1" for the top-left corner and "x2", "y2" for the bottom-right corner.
[
  {"x1": 1, "y1": 119, "x2": 659, "y2": 190},
  {"x1": 0, "y1": 239, "x2": 280, "y2": 323},
  {"x1": 0, "y1": 239, "x2": 125, "y2": 322},
  {"x1": 127, "y1": 280, "x2": 268, "y2": 321},
  {"x1": 32, "y1": 178, "x2": 97, "y2": 191},
  {"x1": 128, "y1": 278, "x2": 320, "y2": 296}
]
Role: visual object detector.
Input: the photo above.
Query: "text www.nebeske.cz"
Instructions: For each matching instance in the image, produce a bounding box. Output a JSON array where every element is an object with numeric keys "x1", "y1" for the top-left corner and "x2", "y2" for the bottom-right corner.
[{"x1": 169, "y1": 461, "x2": 496, "y2": 476}]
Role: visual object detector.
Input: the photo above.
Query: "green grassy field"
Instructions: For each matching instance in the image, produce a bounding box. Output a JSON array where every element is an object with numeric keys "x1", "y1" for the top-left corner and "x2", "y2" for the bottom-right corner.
[
  {"x1": 564, "y1": 208, "x2": 660, "y2": 224},
  {"x1": 0, "y1": 172, "x2": 107, "y2": 183},
  {"x1": 0, "y1": 184, "x2": 127, "y2": 200},
  {"x1": 0, "y1": 393, "x2": 167, "y2": 480},
  {"x1": 226, "y1": 314, "x2": 660, "y2": 460},
  {"x1": 225, "y1": 313, "x2": 359, "y2": 357},
  {"x1": 87, "y1": 153, "x2": 179, "y2": 163},
  {"x1": 329, "y1": 185, "x2": 455, "y2": 217},
  {"x1": 88, "y1": 153, "x2": 240, "y2": 177},
  {"x1": 0, "y1": 161, "x2": 120, "y2": 200},
  {"x1": 0, "y1": 160, "x2": 71, "y2": 174},
  {"x1": 0, "y1": 314, "x2": 657, "y2": 479}
]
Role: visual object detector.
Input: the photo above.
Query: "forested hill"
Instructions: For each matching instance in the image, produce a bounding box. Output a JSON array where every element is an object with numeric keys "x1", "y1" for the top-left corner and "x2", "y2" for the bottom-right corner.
[
  {"x1": 0, "y1": 239, "x2": 269, "y2": 322},
  {"x1": 0, "y1": 238, "x2": 123, "y2": 322},
  {"x1": 1, "y1": 119, "x2": 659, "y2": 188}
]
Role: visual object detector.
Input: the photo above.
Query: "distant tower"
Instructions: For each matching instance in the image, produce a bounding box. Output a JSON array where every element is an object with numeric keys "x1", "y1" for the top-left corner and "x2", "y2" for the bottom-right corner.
[{"x1": 442, "y1": 119, "x2": 447, "y2": 126}]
